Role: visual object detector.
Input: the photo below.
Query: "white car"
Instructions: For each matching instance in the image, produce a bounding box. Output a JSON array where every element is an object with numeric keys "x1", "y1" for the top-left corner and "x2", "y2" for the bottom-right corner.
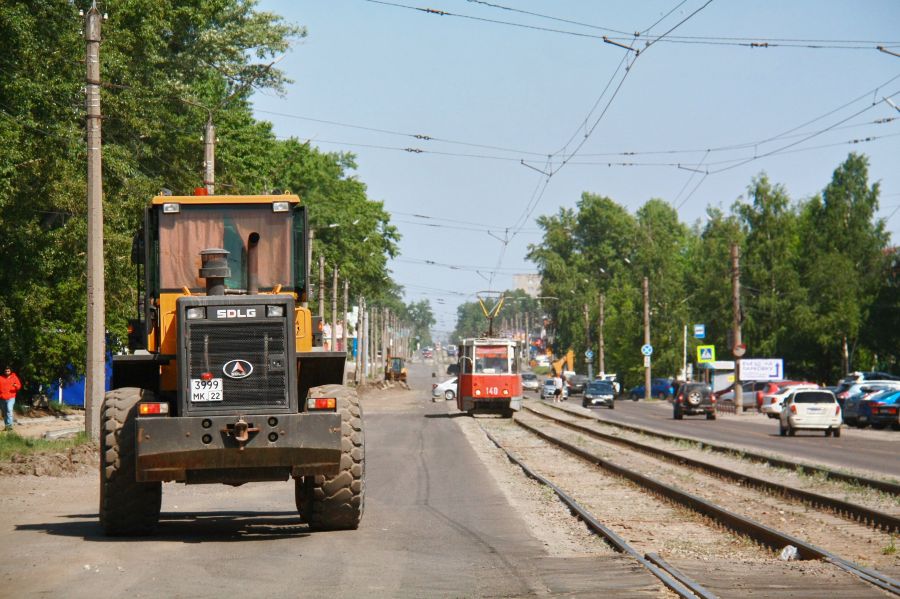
[
  {"x1": 779, "y1": 389, "x2": 842, "y2": 437},
  {"x1": 432, "y1": 377, "x2": 457, "y2": 401},
  {"x1": 541, "y1": 378, "x2": 568, "y2": 400},
  {"x1": 521, "y1": 373, "x2": 540, "y2": 392},
  {"x1": 761, "y1": 384, "x2": 819, "y2": 418}
]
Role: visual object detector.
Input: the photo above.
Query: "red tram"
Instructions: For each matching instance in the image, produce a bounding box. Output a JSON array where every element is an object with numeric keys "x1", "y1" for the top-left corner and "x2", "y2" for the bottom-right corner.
[{"x1": 456, "y1": 337, "x2": 522, "y2": 417}]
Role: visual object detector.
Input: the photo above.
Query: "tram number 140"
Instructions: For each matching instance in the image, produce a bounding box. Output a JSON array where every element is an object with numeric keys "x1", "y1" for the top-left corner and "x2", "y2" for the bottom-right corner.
[{"x1": 484, "y1": 386, "x2": 499, "y2": 396}]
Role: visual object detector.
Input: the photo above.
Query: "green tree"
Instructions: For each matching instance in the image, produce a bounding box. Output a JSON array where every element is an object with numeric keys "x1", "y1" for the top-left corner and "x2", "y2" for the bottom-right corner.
[
  {"x1": 795, "y1": 153, "x2": 889, "y2": 379},
  {"x1": 733, "y1": 175, "x2": 802, "y2": 359}
]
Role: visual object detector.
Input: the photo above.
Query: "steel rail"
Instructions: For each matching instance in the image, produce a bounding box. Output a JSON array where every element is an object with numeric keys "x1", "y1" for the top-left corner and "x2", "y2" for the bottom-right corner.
[
  {"x1": 538, "y1": 401, "x2": 900, "y2": 495},
  {"x1": 523, "y1": 404, "x2": 900, "y2": 533},
  {"x1": 479, "y1": 425, "x2": 716, "y2": 599},
  {"x1": 514, "y1": 416, "x2": 900, "y2": 596}
]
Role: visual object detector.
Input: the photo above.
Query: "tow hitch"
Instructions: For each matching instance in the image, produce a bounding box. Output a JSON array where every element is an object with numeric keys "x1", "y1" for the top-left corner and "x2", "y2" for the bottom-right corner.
[{"x1": 222, "y1": 417, "x2": 259, "y2": 450}]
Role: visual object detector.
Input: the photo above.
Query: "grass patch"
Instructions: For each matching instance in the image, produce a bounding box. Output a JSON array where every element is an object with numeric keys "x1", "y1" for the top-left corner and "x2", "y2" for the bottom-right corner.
[
  {"x1": 884, "y1": 535, "x2": 897, "y2": 556},
  {"x1": 0, "y1": 430, "x2": 91, "y2": 462}
]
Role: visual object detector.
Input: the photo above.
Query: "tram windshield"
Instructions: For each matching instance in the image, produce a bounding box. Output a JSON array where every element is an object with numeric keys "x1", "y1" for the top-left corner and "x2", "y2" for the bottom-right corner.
[{"x1": 460, "y1": 344, "x2": 517, "y2": 374}]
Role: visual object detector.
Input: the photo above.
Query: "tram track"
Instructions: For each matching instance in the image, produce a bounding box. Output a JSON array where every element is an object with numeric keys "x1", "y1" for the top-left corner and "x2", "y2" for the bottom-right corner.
[
  {"x1": 537, "y1": 400, "x2": 900, "y2": 495},
  {"x1": 522, "y1": 403, "x2": 900, "y2": 533},
  {"x1": 485, "y1": 408, "x2": 900, "y2": 596}
]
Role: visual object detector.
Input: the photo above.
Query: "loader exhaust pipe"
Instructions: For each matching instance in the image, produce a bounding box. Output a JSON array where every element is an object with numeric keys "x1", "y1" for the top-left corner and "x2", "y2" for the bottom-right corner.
[
  {"x1": 199, "y1": 248, "x2": 230, "y2": 296},
  {"x1": 247, "y1": 232, "x2": 260, "y2": 295}
]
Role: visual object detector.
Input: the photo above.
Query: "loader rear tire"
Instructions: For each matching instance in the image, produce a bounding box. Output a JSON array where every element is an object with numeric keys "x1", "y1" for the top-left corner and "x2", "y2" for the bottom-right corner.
[
  {"x1": 298, "y1": 384, "x2": 365, "y2": 531},
  {"x1": 99, "y1": 388, "x2": 161, "y2": 536}
]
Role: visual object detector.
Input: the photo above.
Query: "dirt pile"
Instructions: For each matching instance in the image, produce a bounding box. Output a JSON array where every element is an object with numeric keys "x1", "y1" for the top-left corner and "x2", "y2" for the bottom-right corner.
[{"x1": 0, "y1": 442, "x2": 97, "y2": 477}]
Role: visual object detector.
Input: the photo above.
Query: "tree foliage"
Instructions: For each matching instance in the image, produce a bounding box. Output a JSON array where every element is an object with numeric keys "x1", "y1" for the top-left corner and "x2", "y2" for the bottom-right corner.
[
  {"x1": 0, "y1": 0, "x2": 401, "y2": 392},
  {"x1": 527, "y1": 154, "x2": 896, "y2": 387}
]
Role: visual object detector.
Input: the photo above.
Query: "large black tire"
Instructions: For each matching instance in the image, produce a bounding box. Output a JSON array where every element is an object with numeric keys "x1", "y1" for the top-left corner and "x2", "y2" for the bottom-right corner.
[
  {"x1": 833, "y1": 426, "x2": 842, "y2": 438},
  {"x1": 609, "y1": 401, "x2": 615, "y2": 410},
  {"x1": 673, "y1": 408, "x2": 683, "y2": 420},
  {"x1": 706, "y1": 411, "x2": 717, "y2": 421},
  {"x1": 297, "y1": 384, "x2": 365, "y2": 531},
  {"x1": 99, "y1": 388, "x2": 162, "y2": 536},
  {"x1": 779, "y1": 422, "x2": 787, "y2": 437}
]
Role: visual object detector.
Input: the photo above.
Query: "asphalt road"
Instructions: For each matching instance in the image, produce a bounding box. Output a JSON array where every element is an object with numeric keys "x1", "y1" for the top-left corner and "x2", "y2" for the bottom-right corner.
[
  {"x1": 0, "y1": 365, "x2": 657, "y2": 598},
  {"x1": 533, "y1": 390, "x2": 900, "y2": 478}
]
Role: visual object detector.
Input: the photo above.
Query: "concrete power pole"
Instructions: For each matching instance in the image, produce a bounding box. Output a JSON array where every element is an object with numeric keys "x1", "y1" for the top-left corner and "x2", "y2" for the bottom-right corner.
[
  {"x1": 318, "y1": 255, "x2": 325, "y2": 318},
  {"x1": 331, "y1": 266, "x2": 338, "y2": 352},
  {"x1": 732, "y1": 243, "x2": 744, "y2": 414},
  {"x1": 203, "y1": 117, "x2": 215, "y2": 194},
  {"x1": 583, "y1": 303, "x2": 593, "y2": 379},
  {"x1": 598, "y1": 293, "x2": 605, "y2": 375},
  {"x1": 643, "y1": 277, "x2": 651, "y2": 402},
  {"x1": 343, "y1": 280, "x2": 349, "y2": 357},
  {"x1": 84, "y1": 3, "x2": 104, "y2": 441}
]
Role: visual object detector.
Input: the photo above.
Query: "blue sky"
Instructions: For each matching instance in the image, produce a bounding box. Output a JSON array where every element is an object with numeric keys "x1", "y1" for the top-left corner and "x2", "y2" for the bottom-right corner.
[{"x1": 253, "y1": 1, "x2": 900, "y2": 336}]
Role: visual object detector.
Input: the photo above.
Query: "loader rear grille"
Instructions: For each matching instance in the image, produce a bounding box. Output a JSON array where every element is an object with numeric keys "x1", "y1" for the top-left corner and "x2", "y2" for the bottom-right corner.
[{"x1": 186, "y1": 321, "x2": 288, "y2": 412}]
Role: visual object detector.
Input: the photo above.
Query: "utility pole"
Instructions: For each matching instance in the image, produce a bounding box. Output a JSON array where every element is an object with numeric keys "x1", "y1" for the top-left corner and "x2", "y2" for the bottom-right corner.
[
  {"x1": 84, "y1": 2, "x2": 104, "y2": 441},
  {"x1": 331, "y1": 266, "x2": 338, "y2": 352},
  {"x1": 318, "y1": 255, "x2": 325, "y2": 318},
  {"x1": 357, "y1": 296, "x2": 366, "y2": 384},
  {"x1": 643, "y1": 277, "x2": 651, "y2": 402},
  {"x1": 382, "y1": 307, "x2": 389, "y2": 372},
  {"x1": 598, "y1": 293, "x2": 605, "y2": 375},
  {"x1": 203, "y1": 117, "x2": 215, "y2": 194},
  {"x1": 732, "y1": 243, "x2": 743, "y2": 414},
  {"x1": 583, "y1": 303, "x2": 593, "y2": 379},
  {"x1": 682, "y1": 324, "x2": 687, "y2": 382},
  {"x1": 303, "y1": 229, "x2": 314, "y2": 309},
  {"x1": 343, "y1": 280, "x2": 349, "y2": 358}
]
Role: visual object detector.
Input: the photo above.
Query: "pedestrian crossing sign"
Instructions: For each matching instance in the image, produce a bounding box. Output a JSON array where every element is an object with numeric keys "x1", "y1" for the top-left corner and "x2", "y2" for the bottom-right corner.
[{"x1": 697, "y1": 345, "x2": 715, "y2": 363}]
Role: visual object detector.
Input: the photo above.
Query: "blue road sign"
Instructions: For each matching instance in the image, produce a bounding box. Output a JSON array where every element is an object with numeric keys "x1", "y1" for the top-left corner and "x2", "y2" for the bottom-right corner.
[
  {"x1": 585, "y1": 349, "x2": 594, "y2": 360},
  {"x1": 641, "y1": 344, "x2": 653, "y2": 356},
  {"x1": 693, "y1": 324, "x2": 705, "y2": 339}
]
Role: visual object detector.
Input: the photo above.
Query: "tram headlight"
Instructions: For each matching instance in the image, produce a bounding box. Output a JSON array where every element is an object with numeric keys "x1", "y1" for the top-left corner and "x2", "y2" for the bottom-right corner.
[{"x1": 475, "y1": 389, "x2": 481, "y2": 396}]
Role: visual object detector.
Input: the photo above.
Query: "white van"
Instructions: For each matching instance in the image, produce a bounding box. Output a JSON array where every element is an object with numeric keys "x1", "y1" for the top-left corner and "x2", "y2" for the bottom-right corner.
[{"x1": 779, "y1": 389, "x2": 842, "y2": 437}]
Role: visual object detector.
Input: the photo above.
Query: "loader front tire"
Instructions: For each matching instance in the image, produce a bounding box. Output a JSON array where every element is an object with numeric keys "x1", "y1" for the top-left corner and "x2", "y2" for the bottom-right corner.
[
  {"x1": 297, "y1": 384, "x2": 365, "y2": 531},
  {"x1": 99, "y1": 388, "x2": 161, "y2": 536}
]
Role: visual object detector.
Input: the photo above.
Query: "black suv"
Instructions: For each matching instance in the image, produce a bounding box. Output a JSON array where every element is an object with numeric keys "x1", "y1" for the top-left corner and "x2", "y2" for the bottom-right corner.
[
  {"x1": 673, "y1": 382, "x2": 716, "y2": 420},
  {"x1": 583, "y1": 381, "x2": 615, "y2": 409}
]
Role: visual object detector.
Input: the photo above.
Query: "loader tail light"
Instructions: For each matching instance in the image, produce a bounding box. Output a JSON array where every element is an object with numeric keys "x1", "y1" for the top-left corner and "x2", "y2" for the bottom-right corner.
[
  {"x1": 200, "y1": 372, "x2": 213, "y2": 381},
  {"x1": 307, "y1": 397, "x2": 336, "y2": 410},
  {"x1": 139, "y1": 402, "x2": 169, "y2": 416}
]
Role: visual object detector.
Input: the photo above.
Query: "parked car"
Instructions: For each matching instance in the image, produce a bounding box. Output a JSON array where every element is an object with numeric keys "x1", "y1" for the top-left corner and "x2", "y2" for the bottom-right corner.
[
  {"x1": 760, "y1": 383, "x2": 820, "y2": 418},
  {"x1": 629, "y1": 378, "x2": 674, "y2": 400},
  {"x1": 836, "y1": 379, "x2": 900, "y2": 408},
  {"x1": 842, "y1": 371, "x2": 900, "y2": 384},
  {"x1": 541, "y1": 378, "x2": 568, "y2": 400},
  {"x1": 672, "y1": 382, "x2": 716, "y2": 420},
  {"x1": 842, "y1": 382, "x2": 900, "y2": 425},
  {"x1": 431, "y1": 377, "x2": 457, "y2": 401},
  {"x1": 567, "y1": 374, "x2": 590, "y2": 395},
  {"x1": 583, "y1": 381, "x2": 615, "y2": 409},
  {"x1": 856, "y1": 389, "x2": 900, "y2": 430},
  {"x1": 521, "y1": 372, "x2": 540, "y2": 392},
  {"x1": 779, "y1": 389, "x2": 842, "y2": 437},
  {"x1": 715, "y1": 382, "x2": 759, "y2": 410}
]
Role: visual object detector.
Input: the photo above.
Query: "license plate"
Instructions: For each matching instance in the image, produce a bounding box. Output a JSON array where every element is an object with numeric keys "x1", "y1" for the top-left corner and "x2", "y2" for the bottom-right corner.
[{"x1": 190, "y1": 378, "x2": 224, "y2": 402}]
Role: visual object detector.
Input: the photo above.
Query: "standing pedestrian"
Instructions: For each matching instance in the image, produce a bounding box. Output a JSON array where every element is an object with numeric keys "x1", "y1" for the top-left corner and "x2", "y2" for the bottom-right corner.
[
  {"x1": 0, "y1": 365, "x2": 22, "y2": 431},
  {"x1": 552, "y1": 372, "x2": 563, "y2": 403}
]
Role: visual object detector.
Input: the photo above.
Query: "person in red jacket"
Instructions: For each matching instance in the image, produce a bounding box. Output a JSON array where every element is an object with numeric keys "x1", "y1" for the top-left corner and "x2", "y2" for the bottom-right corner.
[{"x1": 0, "y1": 366, "x2": 22, "y2": 431}]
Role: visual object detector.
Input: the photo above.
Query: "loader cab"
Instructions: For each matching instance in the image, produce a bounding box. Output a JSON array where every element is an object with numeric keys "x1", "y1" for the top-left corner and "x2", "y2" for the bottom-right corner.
[{"x1": 131, "y1": 195, "x2": 308, "y2": 355}]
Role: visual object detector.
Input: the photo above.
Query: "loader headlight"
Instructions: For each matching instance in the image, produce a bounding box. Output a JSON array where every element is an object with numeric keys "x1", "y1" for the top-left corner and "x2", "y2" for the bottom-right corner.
[
  {"x1": 162, "y1": 202, "x2": 181, "y2": 214},
  {"x1": 186, "y1": 307, "x2": 206, "y2": 319},
  {"x1": 266, "y1": 305, "x2": 284, "y2": 317},
  {"x1": 272, "y1": 201, "x2": 290, "y2": 212}
]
